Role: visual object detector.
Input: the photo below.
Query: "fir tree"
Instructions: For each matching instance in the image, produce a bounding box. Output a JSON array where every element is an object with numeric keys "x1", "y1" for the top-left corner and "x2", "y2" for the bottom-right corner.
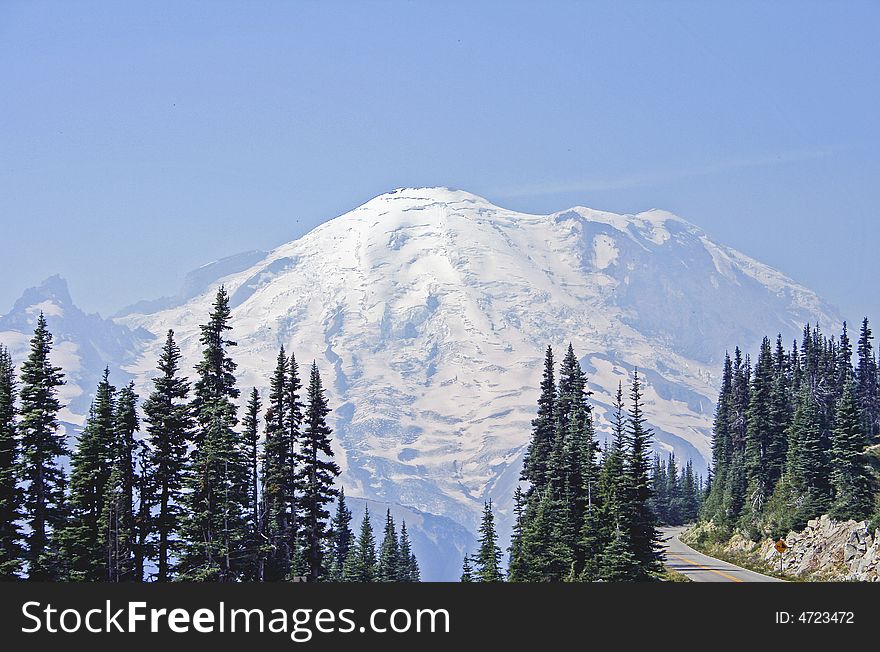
[
  {"x1": 474, "y1": 500, "x2": 503, "y2": 582},
  {"x1": 460, "y1": 555, "x2": 474, "y2": 582},
  {"x1": 178, "y1": 287, "x2": 250, "y2": 581},
  {"x1": 829, "y1": 380, "x2": 874, "y2": 520},
  {"x1": 19, "y1": 314, "x2": 67, "y2": 580},
  {"x1": 343, "y1": 508, "x2": 377, "y2": 582},
  {"x1": 101, "y1": 382, "x2": 139, "y2": 581},
  {"x1": 262, "y1": 348, "x2": 292, "y2": 580},
  {"x1": 397, "y1": 520, "x2": 419, "y2": 582},
  {"x1": 856, "y1": 318, "x2": 879, "y2": 438},
  {"x1": 744, "y1": 337, "x2": 774, "y2": 516},
  {"x1": 295, "y1": 362, "x2": 340, "y2": 581},
  {"x1": 622, "y1": 370, "x2": 661, "y2": 578},
  {"x1": 328, "y1": 487, "x2": 353, "y2": 581},
  {"x1": 142, "y1": 330, "x2": 192, "y2": 582},
  {"x1": 522, "y1": 346, "x2": 555, "y2": 493},
  {"x1": 242, "y1": 387, "x2": 261, "y2": 580},
  {"x1": 62, "y1": 368, "x2": 116, "y2": 580},
  {"x1": 597, "y1": 526, "x2": 639, "y2": 582},
  {"x1": 377, "y1": 509, "x2": 400, "y2": 582},
  {"x1": 0, "y1": 346, "x2": 22, "y2": 579}
]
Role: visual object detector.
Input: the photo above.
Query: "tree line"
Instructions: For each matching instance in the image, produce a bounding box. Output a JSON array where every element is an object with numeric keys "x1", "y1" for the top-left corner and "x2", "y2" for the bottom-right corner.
[
  {"x1": 0, "y1": 287, "x2": 421, "y2": 582},
  {"x1": 462, "y1": 345, "x2": 664, "y2": 582},
  {"x1": 702, "y1": 319, "x2": 880, "y2": 538}
]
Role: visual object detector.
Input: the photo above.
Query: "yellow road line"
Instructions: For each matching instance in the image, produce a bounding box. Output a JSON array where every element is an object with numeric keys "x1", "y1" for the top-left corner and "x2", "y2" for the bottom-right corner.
[{"x1": 667, "y1": 552, "x2": 745, "y2": 583}]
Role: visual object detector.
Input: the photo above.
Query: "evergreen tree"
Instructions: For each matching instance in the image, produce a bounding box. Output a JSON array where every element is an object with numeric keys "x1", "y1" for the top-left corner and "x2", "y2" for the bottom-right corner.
[
  {"x1": 295, "y1": 362, "x2": 340, "y2": 581},
  {"x1": 377, "y1": 509, "x2": 400, "y2": 582},
  {"x1": 460, "y1": 555, "x2": 474, "y2": 582},
  {"x1": 515, "y1": 489, "x2": 572, "y2": 581},
  {"x1": 856, "y1": 318, "x2": 879, "y2": 439},
  {"x1": 665, "y1": 454, "x2": 682, "y2": 526},
  {"x1": 19, "y1": 314, "x2": 67, "y2": 580},
  {"x1": 703, "y1": 354, "x2": 733, "y2": 524},
  {"x1": 178, "y1": 287, "x2": 250, "y2": 581},
  {"x1": 62, "y1": 368, "x2": 117, "y2": 580},
  {"x1": 650, "y1": 455, "x2": 668, "y2": 524},
  {"x1": 522, "y1": 346, "x2": 555, "y2": 493},
  {"x1": 474, "y1": 500, "x2": 503, "y2": 582},
  {"x1": 261, "y1": 348, "x2": 293, "y2": 580},
  {"x1": 744, "y1": 337, "x2": 775, "y2": 517},
  {"x1": 328, "y1": 487, "x2": 353, "y2": 581},
  {"x1": 621, "y1": 370, "x2": 661, "y2": 577},
  {"x1": 506, "y1": 485, "x2": 528, "y2": 580},
  {"x1": 0, "y1": 346, "x2": 22, "y2": 579},
  {"x1": 101, "y1": 382, "x2": 139, "y2": 582},
  {"x1": 242, "y1": 387, "x2": 261, "y2": 580},
  {"x1": 397, "y1": 520, "x2": 419, "y2": 582},
  {"x1": 786, "y1": 384, "x2": 831, "y2": 524},
  {"x1": 597, "y1": 526, "x2": 640, "y2": 582},
  {"x1": 142, "y1": 330, "x2": 192, "y2": 582},
  {"x1": 343, "y1": 508, "x2": 377, "y2": 582},
  {"x1": 829, "y1": 380, "x2": 874, "y2": 520},
  {"x1": 285, "y1": 352, "x2": 304, "y2": 570}
]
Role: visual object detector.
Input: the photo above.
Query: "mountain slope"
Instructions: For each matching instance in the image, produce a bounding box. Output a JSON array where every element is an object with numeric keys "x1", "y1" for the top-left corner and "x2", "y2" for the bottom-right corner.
[{"x1": 116, "y1": 187, "x2": 839, "y2": 537}]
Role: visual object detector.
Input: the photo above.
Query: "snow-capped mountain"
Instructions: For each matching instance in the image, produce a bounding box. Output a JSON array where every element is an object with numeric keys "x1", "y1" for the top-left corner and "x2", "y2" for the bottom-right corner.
[{"x1": 1, "y1": 188, "x2": 840, "y2": 578}]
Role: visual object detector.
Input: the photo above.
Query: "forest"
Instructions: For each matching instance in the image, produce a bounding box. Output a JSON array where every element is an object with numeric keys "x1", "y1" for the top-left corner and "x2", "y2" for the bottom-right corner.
[{"x1": 0, "y1": 287, "x2": 421, "y2": 582}]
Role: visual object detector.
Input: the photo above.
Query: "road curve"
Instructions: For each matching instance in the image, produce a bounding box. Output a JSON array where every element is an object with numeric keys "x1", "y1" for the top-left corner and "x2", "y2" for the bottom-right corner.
[{"x1": 660, "y1": 526, "x2": 784, "y2": 582}]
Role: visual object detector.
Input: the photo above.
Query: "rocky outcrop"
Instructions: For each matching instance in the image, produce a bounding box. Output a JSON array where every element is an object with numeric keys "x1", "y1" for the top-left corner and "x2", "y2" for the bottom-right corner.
[
  {"x1": 683, "y1": 515, "x2": 880, "y2": 581},
  {"x1": 757, "y1": 515, "x2": 879, "y2": 581}
]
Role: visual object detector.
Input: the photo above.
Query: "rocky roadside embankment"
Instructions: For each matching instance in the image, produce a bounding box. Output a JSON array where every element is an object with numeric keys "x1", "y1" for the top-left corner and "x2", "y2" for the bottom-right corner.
[{"x1": 683, "y1": 516, "x2": 880, "y2": 581}]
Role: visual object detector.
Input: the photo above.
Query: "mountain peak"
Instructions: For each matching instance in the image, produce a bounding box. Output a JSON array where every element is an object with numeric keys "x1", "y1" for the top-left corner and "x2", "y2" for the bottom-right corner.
[{"x1": 368, "y1": 186, "x2": 494, "y2": 207}]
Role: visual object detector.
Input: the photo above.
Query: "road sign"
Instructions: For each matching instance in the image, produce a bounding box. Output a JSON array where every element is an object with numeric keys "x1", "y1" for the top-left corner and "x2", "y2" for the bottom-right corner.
[{"x1": 775, "y1": 539, "x2": 788, "y2": 554}]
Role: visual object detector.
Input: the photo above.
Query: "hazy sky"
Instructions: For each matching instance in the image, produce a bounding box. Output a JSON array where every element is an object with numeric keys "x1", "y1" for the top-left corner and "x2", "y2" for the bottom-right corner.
[{"x1": 2, "y1": 1, "x2": 879, "y2": 326}]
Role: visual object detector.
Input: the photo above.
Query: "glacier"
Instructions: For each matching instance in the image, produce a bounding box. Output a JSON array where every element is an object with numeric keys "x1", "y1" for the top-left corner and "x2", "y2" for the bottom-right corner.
[{"x1": 1, "y1": 187, "x2": 841, "y2": 579}]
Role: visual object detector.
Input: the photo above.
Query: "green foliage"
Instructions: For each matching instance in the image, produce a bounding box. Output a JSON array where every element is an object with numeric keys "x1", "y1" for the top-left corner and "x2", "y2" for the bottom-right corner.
[
  {"x1": 474, "y1": 501, "x2": 503, "y2": 581},
  {"x1": 142, "y1": 330, "x2": 192, "y2": 582},
  {"x1": 19, "y1": 314, "x2": 67, "y2": 580},
  {"x1": 0, "y1": 346, "x2": 22, "y2": 579}
]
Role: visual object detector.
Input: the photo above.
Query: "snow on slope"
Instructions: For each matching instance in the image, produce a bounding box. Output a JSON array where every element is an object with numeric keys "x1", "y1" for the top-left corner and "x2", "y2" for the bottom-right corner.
[{"x1": 114, "y1": 187, "x2": 840, "y2": 546}]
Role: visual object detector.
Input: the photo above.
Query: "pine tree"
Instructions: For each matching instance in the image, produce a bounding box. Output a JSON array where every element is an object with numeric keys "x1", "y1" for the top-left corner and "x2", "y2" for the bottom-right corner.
[
  {"x1": 856, "y1": 318, "x2": 879, "y2": 439},
  {"x1": 522, "y1": 346, "x2": 555, "y2": 493},
  {"x1": 343, "y1": 508, "x2": 377, "y2": 582},
  {"x1": 328, "y1": 488, "x2": 353, "y2": 581},
  {"x1": 397, "y1": 520, "x2": 419, "y2": 582},
  {"x1": 62, "y1": 368, "x2": 117, "y2": 580},
  {"x1": 460, "y1": 555, "x2": 474, "y2": 582},
  {"x1": 597, "y1": 526, "x2": 640, "y2": 582},
  {"x1": 242, "y1": 387, "x2": 261, "y2": 580},
  {"x1": 142, "y1": 330, "x2": 192, "y2": 582},
  {"x1": 285, "y1": 352, "x2": 304, "y2": 567},
  {"x1": 295, "y1": 362, "x2": 340, "y2": 581},
  {"x1": 178, "y1": 287, "x2": 250, "y2": 581},
  {"x1": 101, "y1": 382, "x2": 139, "y2": 582},
  {"x1": 829, "y1": 380, "x2": 874, "y2": 521},
  {"x1": 650, "y1": 454, "x2": 668, "y2": 524},
  {"x1": 377, "y1": 509, "x2": 400, "y2": 582},
  {"x1": 665, "y1": 454, "x2": 682, "y2": 526},
  {"x1": 786, "y1": 384, "x2": 831, "y2": 524},
  {"x1": 0, "y1": 346, "x2": 22, "y2": 579},
  {"x1": 19, "y1": 314, "x2": 67, "y2": 580},
  {"x1": 622, "y1": 370, "x2": 661, "y2": 578},
  {"x1": 515, "y1": 489, "x2": 572, "y2": 581},
  {"x1": 474, "y1": 500, "x2": 503, "y2": 582},
  {"x1": 261, "y1": 347, "x2": 292, "y2": 580},
  {"x1": 506, "y1": 485, "x2": 528, "y2": 580},
  {"x1": 744, "y1": 337, "x2": 774, "y2": 517},
  {"x1": 703, "y1": 354, "x2": 733, "y2": 524}
]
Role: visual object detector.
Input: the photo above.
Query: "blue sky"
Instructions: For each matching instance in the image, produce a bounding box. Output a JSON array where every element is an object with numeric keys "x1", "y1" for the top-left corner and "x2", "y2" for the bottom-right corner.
[{"x1": 2, "y1": 1, "x2": 879, "y2": 326}]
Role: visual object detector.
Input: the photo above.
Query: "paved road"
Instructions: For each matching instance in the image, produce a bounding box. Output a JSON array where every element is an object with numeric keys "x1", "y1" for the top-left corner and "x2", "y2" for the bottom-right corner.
[{"x1": 660, "y1": 526, "x2": 784, "y2": 582}]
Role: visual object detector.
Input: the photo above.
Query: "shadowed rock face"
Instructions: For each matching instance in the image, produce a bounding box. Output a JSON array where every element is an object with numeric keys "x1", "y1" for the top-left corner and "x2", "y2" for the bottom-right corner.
[{"x1": 0, "y1": 188, "x2": 840, "y2": 579}]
